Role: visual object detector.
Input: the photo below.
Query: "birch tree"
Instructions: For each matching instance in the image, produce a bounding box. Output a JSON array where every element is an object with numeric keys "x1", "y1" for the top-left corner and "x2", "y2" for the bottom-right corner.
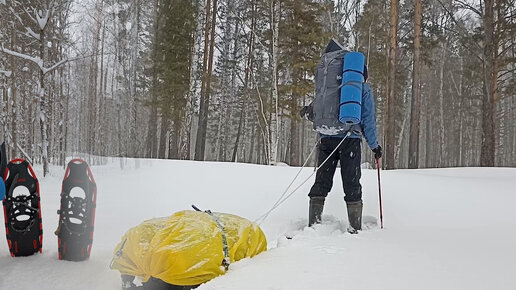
[{"x1": 0, "y1": 1, "x2": 73, "y2": 176}]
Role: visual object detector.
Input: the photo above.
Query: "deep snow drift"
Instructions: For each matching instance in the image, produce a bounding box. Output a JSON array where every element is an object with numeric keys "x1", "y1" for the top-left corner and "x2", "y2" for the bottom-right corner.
[{"x1": 1, "y1": 158, "x2": 515, "y2": 290}]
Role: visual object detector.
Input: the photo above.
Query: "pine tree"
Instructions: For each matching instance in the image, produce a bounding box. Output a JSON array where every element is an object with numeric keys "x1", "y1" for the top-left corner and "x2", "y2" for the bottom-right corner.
[
  {"x1": 408, "y1": 0, "x2": 422, "y2": 169},
  {"x1": 278, "y1": 0, "x2": 328, "y2": 166},
  {"x1": 153, "y1": 0, "x2": 198, "y2": 159},
  {"x1": 385, "y1": 0, "x2": 399, "y2": 169}
]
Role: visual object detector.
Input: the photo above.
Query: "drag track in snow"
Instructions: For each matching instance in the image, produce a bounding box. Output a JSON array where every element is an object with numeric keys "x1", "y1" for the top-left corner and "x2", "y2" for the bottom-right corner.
[{"x1": 1, "y1": 158, "x2": 515, "y2": 290}]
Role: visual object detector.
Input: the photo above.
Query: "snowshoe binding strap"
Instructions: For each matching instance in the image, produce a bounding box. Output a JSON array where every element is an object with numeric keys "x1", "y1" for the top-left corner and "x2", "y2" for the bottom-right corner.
[
  {"x1": 5, "y1": 173, "x2": 40, "y2": 232},
  {"x1": 58, "y1": 195, "x2": 89, "y2": 234}
]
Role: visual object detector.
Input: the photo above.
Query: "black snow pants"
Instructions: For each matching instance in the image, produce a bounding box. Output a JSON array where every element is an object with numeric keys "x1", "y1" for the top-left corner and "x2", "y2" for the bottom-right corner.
[{"x1": 308, "y1": 137, "x2": 362, "y2": 202}]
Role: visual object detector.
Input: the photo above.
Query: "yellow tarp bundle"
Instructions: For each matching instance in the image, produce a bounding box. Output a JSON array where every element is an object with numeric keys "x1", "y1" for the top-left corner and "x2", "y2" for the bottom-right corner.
[{"x1": 110, "y1": 210, "x2": 267, "y2": 286}]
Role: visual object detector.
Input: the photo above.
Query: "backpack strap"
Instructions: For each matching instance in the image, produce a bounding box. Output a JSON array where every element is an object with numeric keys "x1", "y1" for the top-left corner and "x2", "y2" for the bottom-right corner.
[{"x1": 0, "y1": 142, "x2": 6, "y2": 180}]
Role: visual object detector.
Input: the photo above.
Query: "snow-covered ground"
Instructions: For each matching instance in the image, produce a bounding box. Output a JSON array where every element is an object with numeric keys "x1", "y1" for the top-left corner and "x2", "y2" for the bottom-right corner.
[{"x1": 1, "y1": 158, "x2": 515, "y2": 290}]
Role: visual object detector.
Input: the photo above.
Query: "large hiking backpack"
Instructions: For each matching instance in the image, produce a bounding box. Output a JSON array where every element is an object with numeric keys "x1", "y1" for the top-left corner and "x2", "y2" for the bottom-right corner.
[{"x1": 312, "y1": 39, "x2": 366, "y2": 135}]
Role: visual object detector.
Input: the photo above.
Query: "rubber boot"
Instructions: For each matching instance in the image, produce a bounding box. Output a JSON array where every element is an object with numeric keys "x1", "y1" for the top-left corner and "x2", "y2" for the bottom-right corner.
[
  {"x1": 346, "y1": 200, "x2": 362, "y2": 234},
  {"x1": 308, "y1": 197, "x2": 325, "y2": 227}
]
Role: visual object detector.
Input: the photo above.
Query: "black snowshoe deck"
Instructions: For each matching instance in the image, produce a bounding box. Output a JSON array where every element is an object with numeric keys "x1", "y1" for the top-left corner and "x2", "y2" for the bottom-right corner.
[
  {"x1": 2, "y1": 159, "x2": 43, "y2": 257},
  {"x1": 56, "y1": 159, "x2": 97, "y2": 261}
]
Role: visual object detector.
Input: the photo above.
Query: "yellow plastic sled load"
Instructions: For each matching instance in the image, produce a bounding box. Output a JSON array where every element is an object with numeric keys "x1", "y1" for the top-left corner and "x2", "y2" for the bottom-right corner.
[{"x1": 110, "y1": 210, "x2": 267, "y2": 287}]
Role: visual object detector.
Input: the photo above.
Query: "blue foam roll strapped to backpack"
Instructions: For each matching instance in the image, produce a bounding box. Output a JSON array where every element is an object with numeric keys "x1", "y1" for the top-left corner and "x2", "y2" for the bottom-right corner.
[
  {"x1": 0, "y1": 141, "x2": 5, "y2": 200},
  {"x1": 0, "y1": 179, "x2": 5, "y2": 201},
  {"x1": 339, "y1": 52, "x2": 365, "y2": 124}
]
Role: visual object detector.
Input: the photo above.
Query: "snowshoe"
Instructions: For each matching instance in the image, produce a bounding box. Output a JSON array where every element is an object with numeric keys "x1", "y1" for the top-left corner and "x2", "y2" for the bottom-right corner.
[
  {"x1": 56, "y1": 159, "x2": 97, "y2": 261},
  {"x1": 2, "y1": 159, "x2": 43, "y2": 257}
]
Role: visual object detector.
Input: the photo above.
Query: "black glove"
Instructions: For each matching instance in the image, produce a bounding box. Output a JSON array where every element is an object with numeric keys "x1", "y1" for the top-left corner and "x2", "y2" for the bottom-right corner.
[
  {"x1": 299, "y1": 103, "x2": 314, "y2": 121},
  {"x1": 372, "y1": 145, "x2": 382, "y2": 159}
]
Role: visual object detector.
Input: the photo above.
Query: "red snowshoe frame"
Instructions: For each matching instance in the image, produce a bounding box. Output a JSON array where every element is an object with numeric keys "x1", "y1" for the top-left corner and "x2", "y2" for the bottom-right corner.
[
  {"x1": 57, "y1": 159, "x2": 97, "y2": 261},
  {"x1": 2, "y1": 159, "x2": 43, "y2": 257}
]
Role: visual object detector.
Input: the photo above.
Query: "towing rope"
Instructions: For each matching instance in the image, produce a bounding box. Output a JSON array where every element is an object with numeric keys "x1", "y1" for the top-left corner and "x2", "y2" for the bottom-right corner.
[{"x1": 255, "y1": 131, "x2": 351, "y2": 225}]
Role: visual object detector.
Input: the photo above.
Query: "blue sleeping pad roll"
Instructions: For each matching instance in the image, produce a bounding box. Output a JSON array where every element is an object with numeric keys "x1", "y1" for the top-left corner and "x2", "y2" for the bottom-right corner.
[
  {"x1": 339, "y1": 52, "x2": 365, "y2": 124},
  {"x1": 0, "y1": 179, "x2": 5, "y2": 201}
]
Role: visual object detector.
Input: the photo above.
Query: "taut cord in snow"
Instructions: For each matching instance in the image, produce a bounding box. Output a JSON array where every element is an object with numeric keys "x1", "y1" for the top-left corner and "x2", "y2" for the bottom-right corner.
[
  {"x1": 255, "y1": 131, "x2": 351, "y2": 225},
  {"x1": 259, "y1": 138, "x2": 320, "y2": 216},
  {"x1": 253, "y1": 138, "x2": 320, "y2": 224}
]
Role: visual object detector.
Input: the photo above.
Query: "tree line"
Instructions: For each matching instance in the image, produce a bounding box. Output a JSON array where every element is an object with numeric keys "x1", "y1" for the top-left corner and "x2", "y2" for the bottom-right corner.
[{"x1": 1, "y1": 0, "x2": 515, "y2": 176}]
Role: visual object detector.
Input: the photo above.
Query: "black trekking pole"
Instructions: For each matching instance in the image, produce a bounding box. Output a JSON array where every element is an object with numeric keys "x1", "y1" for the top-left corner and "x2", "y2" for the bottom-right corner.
[{"x1": 376, "y1": 158, "x2": 383, "y2": 229}]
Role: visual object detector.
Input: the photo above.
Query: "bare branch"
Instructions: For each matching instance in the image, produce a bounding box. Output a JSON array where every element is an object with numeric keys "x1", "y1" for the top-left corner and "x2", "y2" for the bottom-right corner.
[
  {"x1": 22, "y1": 6, "x2": 39, "y2": 26},
  {"x1": 455, "y1": 0, "x2": 482, "y2": 17},
  {"x1": 1, "y1": 46, "x2": 95, "y2": 74},
  {"x1": 35, "y1": 7, "x2": 50, "y2": 30},
  {"x1": 42, "y1": 58, "x2": 68, "y2": 74},
  {"x1": 0, "y1": 69, "x2": 12, "y2": 77},
  {"x1": 498, "y1": 67, "x2": 516, "y2": 79},
  {"x1": 9, "y1": 6, "x2": 23, "y2": 25},
  {"x1": 1, "y1": 46, "x2": 43, "y2": 69},
  {"x1": 435, "y1": 0, "x2": 483, "y2": 60},
  {"x1": 25, "y1": 27, "x2": 40, "y2": 40}
]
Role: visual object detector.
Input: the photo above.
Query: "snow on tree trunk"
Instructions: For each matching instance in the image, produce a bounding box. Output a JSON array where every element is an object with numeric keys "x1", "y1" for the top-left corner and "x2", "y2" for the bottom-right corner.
[
  {"x1": 36, "y1": 9, "x2": 49, "y2": 31},
  {"x1": 39, "y1": 15, "x2": 49, "y2": 176},
  {"x1": 269, "y1": 0, "x2": 280, "y2": 166}
]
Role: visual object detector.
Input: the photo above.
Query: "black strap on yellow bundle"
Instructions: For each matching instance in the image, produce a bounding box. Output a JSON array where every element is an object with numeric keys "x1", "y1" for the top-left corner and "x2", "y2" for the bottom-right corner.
[{"x1": 192, "y1": 205, "x2": 230, "y2": 270}]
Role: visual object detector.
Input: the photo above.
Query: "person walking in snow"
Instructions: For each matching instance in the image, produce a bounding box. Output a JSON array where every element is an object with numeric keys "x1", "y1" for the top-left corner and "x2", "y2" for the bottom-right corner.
[{"x1": 300, "y1": 40, "x2": 381, "y2": 233}]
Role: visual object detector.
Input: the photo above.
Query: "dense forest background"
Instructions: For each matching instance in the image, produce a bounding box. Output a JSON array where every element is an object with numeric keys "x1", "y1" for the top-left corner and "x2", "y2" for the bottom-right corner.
[{"x1": 1, "y1": 0, "x2": 515, "y2": 175}]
